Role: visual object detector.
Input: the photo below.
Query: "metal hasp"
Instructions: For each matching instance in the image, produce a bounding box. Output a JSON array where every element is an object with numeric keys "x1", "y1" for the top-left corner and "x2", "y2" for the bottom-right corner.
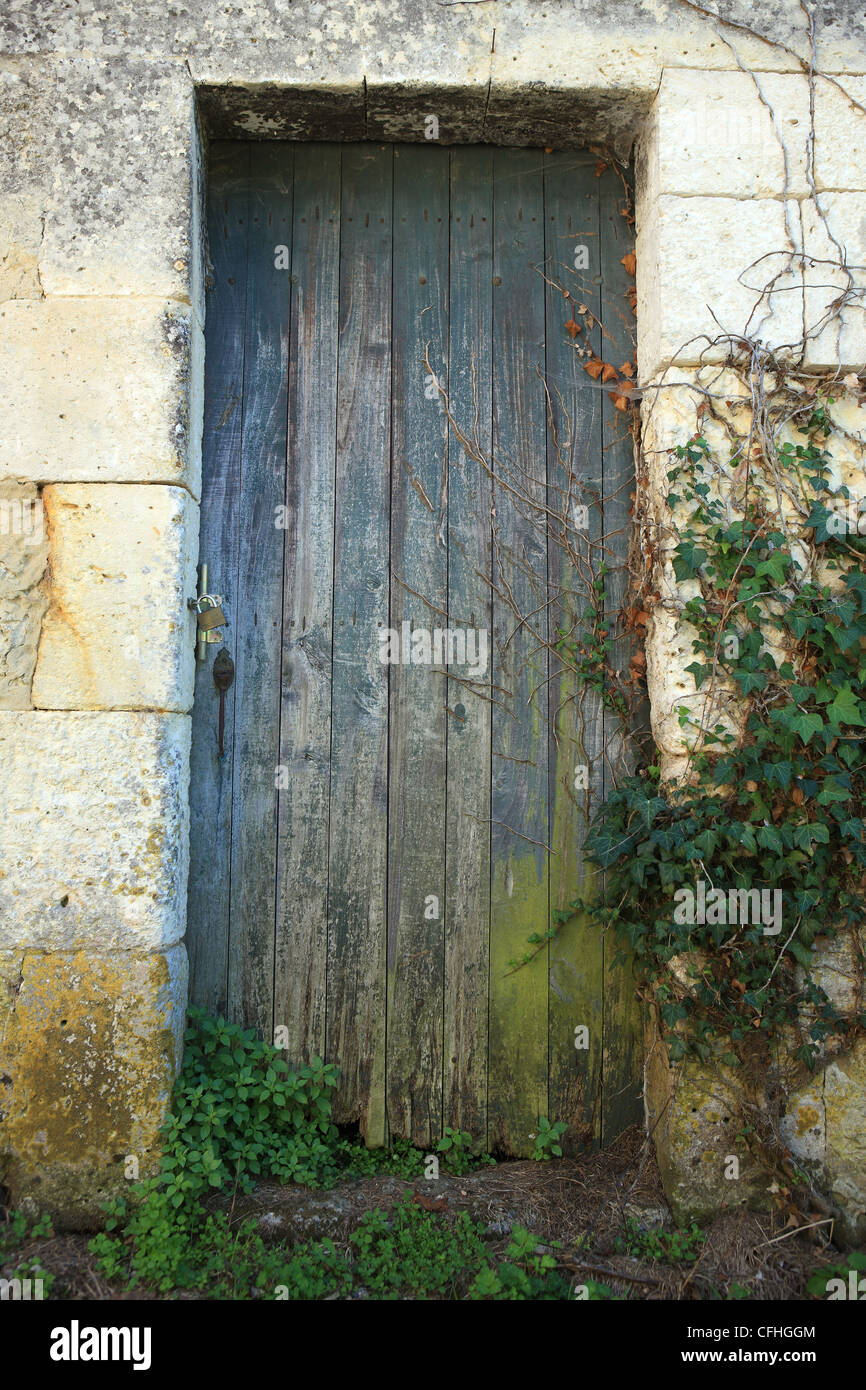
[
  {"x1": 212, "y1": 648, "x2": 235, "y2": 758},
  {"x1": 188, "y1": 562, "x2": 229, "y2": 660}
]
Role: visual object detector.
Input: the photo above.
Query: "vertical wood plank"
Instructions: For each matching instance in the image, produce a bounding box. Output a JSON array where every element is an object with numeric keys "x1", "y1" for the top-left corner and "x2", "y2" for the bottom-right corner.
[
  {"x1": 273, "y1": 146, "x2": 342, "y2": 1066},
  {"x1": 227, "y1": 144, "x2": 292, "y2": 1038},
  {"x1": 188, "y1": 142, "x2": 249, "y2": 1018},
  {"x1": 327, "y1": 145, "x2": 392, "y2": 1143},
  {"x1": 386, "y1": 145, "x2": 450, "y2": 1146},
  {"x1": 444, "y1": 147, "x2": 494, "y2": 1143},
  {"x1": 599, "y1": 165, "x2": 644, "y2": 1140},
  {"x1": 488, "y1": 149, "x2": 550, "y2": 1155},
  {"x1": 544, "y1": 152, "x2": 607, "y2": 1152}
]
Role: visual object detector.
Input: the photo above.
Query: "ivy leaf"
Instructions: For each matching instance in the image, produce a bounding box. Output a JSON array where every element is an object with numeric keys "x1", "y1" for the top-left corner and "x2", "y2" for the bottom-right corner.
[
  {"x1": 794, "y1": 822, "x2": 830, "y2": 851},
  {"x1": 766, "y1": 760, "x2": 794, "y2": 790},
  {"x1": 757, "y1": 825, "x2": 783, "y2": 855},
  {"x1": 827, "y1": 684, "x2": 866, "y2": 729},
  {"x1": 734, "y1": 667, "x2": 768, "y2": 695},
  {"x1": 673, "y1": 541, "x2": 708, "y2": 581},
  {"x1": 790, "y1": 711, "x2": 825, "y2": 745},
  {"x1": 803, "y1": 500, "x2": 844, "y2": 543},
  {"x1": 685, "y1": 661, "x2": 710, "y2": 689},
  {"x1": 755, "y1": 550, "x2": 789, "y2": 585},
  {"x1": 817, "y1": 778, "x2": 851, "y2": 806},
  {"x1": 789, "y1": 940, "x2": 814, "y2": 969}
]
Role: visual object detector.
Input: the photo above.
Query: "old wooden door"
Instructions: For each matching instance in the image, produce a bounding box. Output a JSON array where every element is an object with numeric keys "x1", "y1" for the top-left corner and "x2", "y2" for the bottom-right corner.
[{"x1": 188, "y1": 141, "x2": 642, "y2": 1156}]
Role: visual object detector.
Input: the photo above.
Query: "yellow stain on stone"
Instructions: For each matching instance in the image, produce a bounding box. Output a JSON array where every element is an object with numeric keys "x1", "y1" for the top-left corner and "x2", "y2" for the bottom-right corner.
[
  {"x1": 0, "y1": 948, "x2": 184, "y2": 1226},
  {"x1": 794, "y1": 1101, "x2": 822, "y2": 1136}
]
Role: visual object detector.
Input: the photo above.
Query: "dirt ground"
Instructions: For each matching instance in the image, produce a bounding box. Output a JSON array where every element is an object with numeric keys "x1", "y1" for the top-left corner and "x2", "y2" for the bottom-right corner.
[{"x1": 2, "y1": 1128, "x2": 847, "y2": 1300}]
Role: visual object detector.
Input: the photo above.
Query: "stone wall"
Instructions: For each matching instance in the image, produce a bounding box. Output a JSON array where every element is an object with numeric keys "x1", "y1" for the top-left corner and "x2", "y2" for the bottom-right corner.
[{"x1": 0, "y1": 0, "x2": 864, "y2": 1227}]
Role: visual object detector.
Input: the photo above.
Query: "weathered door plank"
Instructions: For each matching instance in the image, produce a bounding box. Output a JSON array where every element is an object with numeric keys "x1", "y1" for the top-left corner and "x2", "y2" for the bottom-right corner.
[
  {"x1": 386, "y1": 145, "x2": 450, "y2": 1146},
  {"x1": 274, "y1": 145, "x2": 342, "y2": 1066},
  {"x1": 444, "y1": 147, "x2": 494, "y2": 1141},
  {"x1": 488, "y1": 149, "x2": 550, "y2": 1154},
  {"x1": 227, "y1": 144, "x2": 292, "y2": 1037},
  {"x1": 188, "y1": 142, "x2": 250, "y2": 1017},
  {"x1": 326, "y1": 145, "x2": 392, "y2": 1142},
  {"x1": 544, "y1": 152, "x2": 607, "y2": 1152}
]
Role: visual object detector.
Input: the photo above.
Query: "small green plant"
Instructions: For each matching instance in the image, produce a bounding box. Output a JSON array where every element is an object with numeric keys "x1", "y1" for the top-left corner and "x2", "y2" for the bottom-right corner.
[
  {"x1": 435, "y1": 1127, "x2": 494, "y2": 1175},
  {"x1": 468, "y1": 1226, "x2": 571, "y2": 1301},
  {"x1": 806, "y1": 1250, "x2": 866, "y2": 1299},
  {"x1": 577, "y1": 1278, "x2": 623, "y2": 1300},
  {"x1": 349, "y1": 1198, "x2": 491, "y2": 1298},
  {"x1": 0, "y1": 1208, "x2": 30, "y2": 1259},
  {"x1": 0, "y1": 1210, "x2": 56, "y2": 1298},
  {"x1": 162, "y1": 1007, "x2": 343, "y2": 1198},
  {"x1": 530, "y1": 1117, "x2": 568, "y2": 1161},
  {"x1": 616, "y1": 1216, "x2": 705, "y2": 1264}
]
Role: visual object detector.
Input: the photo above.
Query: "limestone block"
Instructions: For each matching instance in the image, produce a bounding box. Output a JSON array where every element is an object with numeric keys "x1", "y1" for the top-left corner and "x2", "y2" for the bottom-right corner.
[
  {"x1": 646, "y1": 603, "x2": 746, "y2": 766},
  {"x1": 799, "y1": 193, "x2": 866, "y2": 370},
  {"x1": 640, "y1": 372, "x2": 753, "y2": 767},
  {"x1": 640, "y1": 367, "x2": 753, "y2": 504},
  {"x1": 0, "y1": 944, "x2": 187, "y2": 1228},
  {"x1": 645, "y1": 1011, "x2": 775, "y2": 1225},
  {"x1": 642, "y1": 369, "x2": 866, "y2": 518},
  {"x1": 640, "y1": 70, "x2": 811, "y2": 202},
  {"x1": 0, "y1": 64, "x2": 48, "y2": 302},
  {"x1": 783, "y1": 1038, "x2": 866, "y2": 1245},
  {"x1": 805, "y1": 929, "x2": 864, "y2": 1020},
  {"x1": 791, "y1": 928, "x2": 865, "y2": 1067},
  {"x1": 0, "y1": 299, "x2": 202, "y2": 493},
  {"x1": 0, "y1": 56, "x2": 200, "y2": 310},
  {"x1": 813, "y1": 75, "x2": 866, "y2": 192},
  {"x1": 637, "y1": 197, "x2": 803, "y2": 380},
  {"x1": 641, "y1": 68, "x2": 866, "y2": 202},
  {"x1": 32, "y1": 484, "x2": 198, "y2": 712},
  {"x1": 0, "y1": 479, "x2": 49, "y2": 707},
  {"x1": 3, "y1": 0, "x2": 864, "y2": 78},
  {"x1": 2, "y1": 0, "x2": 866, "y2": 86},
  {"x1": 0, "y1": 711, "x2": 191, "y2": 951},
  {"x1": 821, "y1": 387, "x2": 866, "y2": 519},
  {"x1": 40, "y1": 57, "x2": 200, "y2": 310}
]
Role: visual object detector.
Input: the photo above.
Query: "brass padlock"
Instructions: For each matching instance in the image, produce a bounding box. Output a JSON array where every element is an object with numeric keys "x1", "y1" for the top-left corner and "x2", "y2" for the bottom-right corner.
[
  {"x1": 189, "y1": 565, "x2": 230, "y2": 660},
  {"x1": 197, "y1": 596, "x2": 227, "y2": 631}
]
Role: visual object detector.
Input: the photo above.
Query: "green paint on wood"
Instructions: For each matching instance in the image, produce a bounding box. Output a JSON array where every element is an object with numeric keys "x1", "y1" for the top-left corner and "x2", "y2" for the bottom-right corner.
[{"x1": 488, "y1": 149, "x2": 550, "y2": 1154}]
